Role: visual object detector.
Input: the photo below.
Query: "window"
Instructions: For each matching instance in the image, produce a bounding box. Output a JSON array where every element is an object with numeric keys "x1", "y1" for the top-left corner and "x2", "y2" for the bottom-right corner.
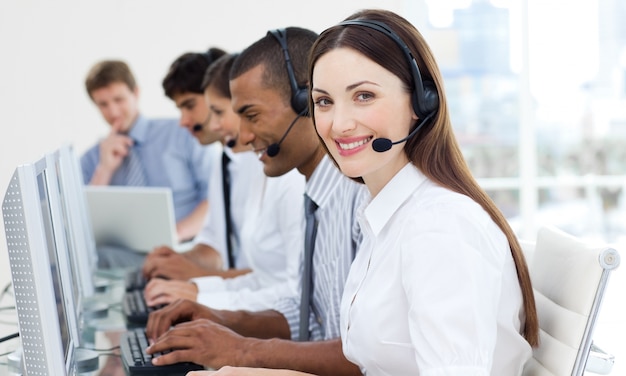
[{"x1": 418, "y1": 0, "x2": 626, "y2": 243}]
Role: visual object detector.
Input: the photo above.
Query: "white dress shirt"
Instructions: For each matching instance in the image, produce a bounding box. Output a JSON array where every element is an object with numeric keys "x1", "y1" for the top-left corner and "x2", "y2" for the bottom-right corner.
[
  {"x1": 192, "y1": 147, "x2": 306, "y2": 311},
  {"x1": 341, "y1": 163, "x2": 531, "y2": 376},
  {"x1": 193, "y1": 146, "x2": 257, "y2": 268}
]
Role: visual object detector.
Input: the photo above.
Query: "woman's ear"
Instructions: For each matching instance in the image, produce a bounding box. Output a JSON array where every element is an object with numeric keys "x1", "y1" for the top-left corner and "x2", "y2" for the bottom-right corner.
[{"x1": 411, "y1": 107, "x2": 419, "y2": 121}]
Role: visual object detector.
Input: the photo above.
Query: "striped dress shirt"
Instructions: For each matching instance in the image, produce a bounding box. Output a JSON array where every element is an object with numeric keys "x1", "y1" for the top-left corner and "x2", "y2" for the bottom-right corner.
[{"x1": 274, "y1": 155, "x2": 366, "y2": 340}]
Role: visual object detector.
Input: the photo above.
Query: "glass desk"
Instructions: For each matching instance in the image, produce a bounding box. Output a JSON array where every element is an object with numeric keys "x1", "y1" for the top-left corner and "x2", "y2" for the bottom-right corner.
[{"x1": 0, "y1": 271, "x2": 129, "y2": 376}]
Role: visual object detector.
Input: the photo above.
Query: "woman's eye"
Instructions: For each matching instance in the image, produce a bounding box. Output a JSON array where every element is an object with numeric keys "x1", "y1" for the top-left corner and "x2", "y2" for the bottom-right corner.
[
  {"x1": 314, "y1": 97, "x2": 331, "y2": 106},
  {"x1": 356, "y1": 92, "x2": 373, "y2": 101}
]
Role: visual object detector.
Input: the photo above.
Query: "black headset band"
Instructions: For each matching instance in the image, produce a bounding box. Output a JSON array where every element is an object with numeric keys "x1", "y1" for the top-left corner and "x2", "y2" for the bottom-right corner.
[
  {"x1": 336, "y1": 19, "x2": 438, "y2": 118},
  {"x1": 268, "y1": 29, "x2": 309, "y2": 115},
  {"x1": 268, "y1": 29, "x2": 300, "y2": 97}
]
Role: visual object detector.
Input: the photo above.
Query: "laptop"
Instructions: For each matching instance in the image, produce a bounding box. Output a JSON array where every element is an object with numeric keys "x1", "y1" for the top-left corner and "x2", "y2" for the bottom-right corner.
[{"x1": 85, "y1": 186, "x2": 178, "y2": 253}]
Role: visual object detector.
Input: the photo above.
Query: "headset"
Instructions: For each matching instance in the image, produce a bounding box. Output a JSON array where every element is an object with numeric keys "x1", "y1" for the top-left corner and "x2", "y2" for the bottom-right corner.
[
  {"x1": 268, "y1": 28, "x2": 309, "y2": 115},
  {"x1": 337, "y1": 19, "x2": 439, "y2": 120}
]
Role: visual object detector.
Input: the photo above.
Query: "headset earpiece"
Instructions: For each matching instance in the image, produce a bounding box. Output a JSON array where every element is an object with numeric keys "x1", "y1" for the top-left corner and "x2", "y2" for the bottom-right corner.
[
  {"x1": 291, "y1": 86, "x2": 309, "y2": 116},
  {"x1": 268, "y1": 29, "x2": 309, "y2": 115},
  {"x1": 415, "y1": 80, "x2": 438, "y2": 118},
  {"x1": 337, "y1": 19, "x2": 439, "y2": 120}
]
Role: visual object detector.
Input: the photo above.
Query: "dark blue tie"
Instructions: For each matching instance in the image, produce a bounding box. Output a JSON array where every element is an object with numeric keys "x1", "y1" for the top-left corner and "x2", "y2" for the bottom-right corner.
[
  {"x1": 222, "y1": 151, "x2": 235, "y2": 269},
  {"x1": 299, "y1": 193, "x2": 318, "y2": 341}
]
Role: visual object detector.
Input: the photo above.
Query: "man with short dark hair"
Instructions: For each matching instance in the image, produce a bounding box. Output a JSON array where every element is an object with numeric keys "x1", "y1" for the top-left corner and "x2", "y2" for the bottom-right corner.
[
  {"x1": 161, "y1": 48, "x2": 225, "y2": 146},
  {"x1": 142, "y1": 52, "x2": 305, "y2": 316}
]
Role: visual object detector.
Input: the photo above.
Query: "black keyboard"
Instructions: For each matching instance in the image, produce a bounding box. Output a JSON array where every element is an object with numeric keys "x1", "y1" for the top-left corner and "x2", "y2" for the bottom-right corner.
[
  {"x1": 123, "y1": 290, "x2": 163, "y2": 324},
  {"x1": 120, "y1": 328, "x2": 204, "y2": 375},
  {"x1": 125, "y1": 268, "x2": 148, "y2": 291}
]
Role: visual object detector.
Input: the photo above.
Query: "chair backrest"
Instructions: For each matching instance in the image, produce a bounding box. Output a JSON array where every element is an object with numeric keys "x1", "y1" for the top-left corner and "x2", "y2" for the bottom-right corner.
[
  {"x1": 522, "y1": 225, "x2": 620, "y2": 376},
  {"x1": 519, "y1": 238, "x2": 536, "y2": 265}
]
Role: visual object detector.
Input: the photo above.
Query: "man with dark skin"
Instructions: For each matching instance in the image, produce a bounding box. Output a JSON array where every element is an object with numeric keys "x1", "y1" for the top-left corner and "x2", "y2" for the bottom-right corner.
[{"x1": 144, "y1": 27, "x2": 364, "y2": 376}]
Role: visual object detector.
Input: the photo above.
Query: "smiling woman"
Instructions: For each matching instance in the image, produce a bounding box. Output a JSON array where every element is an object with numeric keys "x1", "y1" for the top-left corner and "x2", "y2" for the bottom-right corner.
[
  {"x1": 308, "y1": 9, "x2": 538, "y2": 375},
  {"x1": 312, "y1": 46, "x2": 418, "y2": 195}
]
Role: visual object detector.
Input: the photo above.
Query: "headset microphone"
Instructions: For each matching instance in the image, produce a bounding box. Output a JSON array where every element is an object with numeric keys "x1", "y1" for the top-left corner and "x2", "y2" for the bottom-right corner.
[
  {"x1": 192, "y1": 112, "x2": 212, "y2": 133},
  {"x1": 371, "y1": 111, "x2": 436, "y2": 153},
  {"x1": 225, "y1": 138, "x2": 237, "y2": 148},
  {"x1": 266, "y1": 143, "x2": 281, "y2": 158},
  {"x1": 266, "y1": 109, "x2": 306, "y2": 157}
]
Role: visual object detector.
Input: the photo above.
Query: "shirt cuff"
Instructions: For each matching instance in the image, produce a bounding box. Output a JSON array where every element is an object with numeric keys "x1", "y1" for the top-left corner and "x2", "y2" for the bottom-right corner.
[
  {"x1": 196, "y1": 290, "x2": 233, "y2": 310},
  {"x1": 190, "y1": 276, "x2": 226, "y2": 292}
]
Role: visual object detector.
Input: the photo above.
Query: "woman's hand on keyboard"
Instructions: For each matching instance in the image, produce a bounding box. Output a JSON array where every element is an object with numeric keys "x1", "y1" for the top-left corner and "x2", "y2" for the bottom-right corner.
[
  {"x1": 145, "y1": 298, "x2": 219, "y2": 342},
  {"x1": 144, "y1": 279, "x2": 199, "y2": 307},
  {"x1": 143, "y1": 246, "x2": 210, "y2": 280}
]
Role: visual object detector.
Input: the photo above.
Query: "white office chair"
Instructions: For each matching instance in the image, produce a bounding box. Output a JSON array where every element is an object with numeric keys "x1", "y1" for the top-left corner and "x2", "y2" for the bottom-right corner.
[{"x1": 521, "y1": 225, "x2": 620, "y2": 376}]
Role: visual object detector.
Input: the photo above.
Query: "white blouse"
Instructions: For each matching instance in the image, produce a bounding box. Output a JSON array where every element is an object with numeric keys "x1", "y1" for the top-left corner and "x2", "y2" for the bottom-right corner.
[{"x1": 340, "y1": 163, "x2": 531, "y2": 376}]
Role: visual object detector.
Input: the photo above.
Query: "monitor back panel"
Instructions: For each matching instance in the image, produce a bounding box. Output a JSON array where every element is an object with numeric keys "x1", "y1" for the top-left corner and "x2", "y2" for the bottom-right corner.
[{"x1": 2, "y1": 167, "x2": 69, "y2": 374}]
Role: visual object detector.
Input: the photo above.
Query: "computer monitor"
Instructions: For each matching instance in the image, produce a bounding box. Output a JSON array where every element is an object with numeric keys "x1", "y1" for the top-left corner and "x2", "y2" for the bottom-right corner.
[
  {"x1": 2, "y1": 157, "x2": 80, "y2": 374},
  {"x1": 46, "y1": 145, "x2": 111, "y2": 325},
  {"x1": 47, "y1": 152, "x2": 87, "y2": 318},
  {"x1": 47, "y1": 145, "x2": 96, "y2": 298},
  {"x1": 59, "y1": 144, "x2": 99, "y2": 271}
]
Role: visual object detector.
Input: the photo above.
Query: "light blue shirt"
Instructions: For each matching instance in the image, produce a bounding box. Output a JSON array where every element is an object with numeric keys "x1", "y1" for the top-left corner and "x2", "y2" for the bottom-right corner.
[
  {"x1": 274, "y1": 156, "x2": 366, "y2": 341},
  {"x1": 81, "y1": 115, "x2": 214, "y2": 222}
]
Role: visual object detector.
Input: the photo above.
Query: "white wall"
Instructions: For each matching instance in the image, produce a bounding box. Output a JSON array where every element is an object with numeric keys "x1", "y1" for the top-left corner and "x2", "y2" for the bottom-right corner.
[{"x1": 0, "y1": 0, "x2": 409, "y2": 297}]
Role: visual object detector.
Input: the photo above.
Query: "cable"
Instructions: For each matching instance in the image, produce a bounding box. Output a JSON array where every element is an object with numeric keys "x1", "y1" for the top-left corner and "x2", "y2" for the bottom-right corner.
[
  {"x1": 0, "y1": 349, "x2": 16, "y2": 358},
  {"x1": 0, "y1": 282, "x2": 12, "y2": 303},
  {"x1": 1, "y1": 282, "x2": 12, "y2": 294},
  {"x1": 0, "y1": 332, "x2": 19, "y2": 343}
]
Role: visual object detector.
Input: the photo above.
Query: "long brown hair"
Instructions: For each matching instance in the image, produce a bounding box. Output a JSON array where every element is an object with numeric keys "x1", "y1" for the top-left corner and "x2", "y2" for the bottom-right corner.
[{"x1": 309, "y1": 9, "x2": 539, "y2": 347}]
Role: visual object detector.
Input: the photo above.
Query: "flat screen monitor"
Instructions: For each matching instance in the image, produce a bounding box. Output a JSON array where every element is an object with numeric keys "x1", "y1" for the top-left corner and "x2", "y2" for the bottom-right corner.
[
  {"x1": 60, "y1": 144, "x2": 98, "y2": 270},
  {"x1": 47, "y1": 145, "x2": 96, "y2": 299},
  {"x1": 2, "y1": 157, "x2": 80, "y2": 375}
]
